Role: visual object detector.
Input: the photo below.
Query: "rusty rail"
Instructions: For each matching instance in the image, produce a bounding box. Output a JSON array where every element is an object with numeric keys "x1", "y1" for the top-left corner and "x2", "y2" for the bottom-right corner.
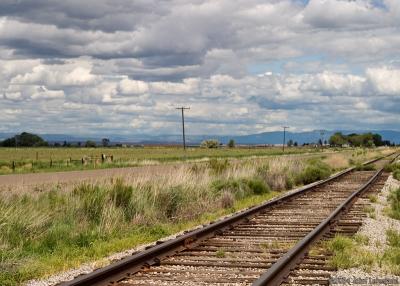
[
  {"x1": 59, "y1": 153, "x2": 396, "y2": 286},
  {"x1": 252, "y1": 152, "x2": 399, "y2": 286}
]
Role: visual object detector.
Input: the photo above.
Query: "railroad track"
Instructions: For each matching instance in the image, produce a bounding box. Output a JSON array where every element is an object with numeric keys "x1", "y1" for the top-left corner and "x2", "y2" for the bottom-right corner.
[{"x1": 59, "y1": 153, "x2": 398, "y2": 286}]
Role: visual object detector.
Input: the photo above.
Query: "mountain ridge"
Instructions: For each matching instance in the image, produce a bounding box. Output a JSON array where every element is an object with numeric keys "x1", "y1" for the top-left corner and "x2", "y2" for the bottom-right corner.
[{"x1": 1, "y1": 130, "x2": 399, "y2": 144}]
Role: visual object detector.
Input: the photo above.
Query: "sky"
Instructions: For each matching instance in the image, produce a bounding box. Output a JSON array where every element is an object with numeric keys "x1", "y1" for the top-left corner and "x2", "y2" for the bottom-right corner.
[{"x1": 0, "y1": 0, "x2": 399, "y2": 136}]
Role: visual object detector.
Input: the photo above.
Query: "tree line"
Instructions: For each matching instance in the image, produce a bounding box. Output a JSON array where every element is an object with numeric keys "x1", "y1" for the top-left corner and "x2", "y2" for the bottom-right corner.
[
  {"x1": 0, "y1": 132, "x2": 111, "y2": 148},
  {"x1": 328, "y1": 132, "x2": 393, "y2": 147}
]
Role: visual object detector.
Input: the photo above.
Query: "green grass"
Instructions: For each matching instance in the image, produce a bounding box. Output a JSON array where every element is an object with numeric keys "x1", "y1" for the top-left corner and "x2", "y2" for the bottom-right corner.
[
  {"x1": 387, "y1": 187, "x2": 400, "y2": 220},
  {"x1": 368, "y1": 194, "x2": 378, "y2": 203},
  {"x1": 0, "y1": 146, "x2": 319, "y2": 175},
  {"x1": 294, "y1": 158, "x2": 332, "y2": 185},
  {"x1": 355, "y1": 164, "x2": 376, "y2": 171},
  {"x1": 326, "y1": 235, "x2": 376, "y2": 271},
  {"x1": 326, "y1": 230, "x2": 400, "y2": 275},
  {"x1": 0, "y1": 172, "x2": 281, "y2": 285}
]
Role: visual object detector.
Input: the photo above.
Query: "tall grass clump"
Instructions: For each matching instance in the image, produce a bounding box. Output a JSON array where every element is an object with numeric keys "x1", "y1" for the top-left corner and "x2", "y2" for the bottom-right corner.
[
  {"x1": 326, "y1": 235, "x2": 375, "y2": 271},
  {"x1": 295, "y1": 159, "x2": 332, "y2": 185},
  {"x1": 387, "y1": 187, "x2": 400, "y2": 220},
  {"x1": 256, "y1": 158, "x2": 303, "y2": 191}
]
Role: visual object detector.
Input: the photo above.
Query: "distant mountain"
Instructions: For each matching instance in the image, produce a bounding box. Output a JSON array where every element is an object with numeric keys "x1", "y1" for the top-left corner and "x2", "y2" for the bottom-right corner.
[{"x1": 1, "y1": 130, "x2": 399, "y2": 145}]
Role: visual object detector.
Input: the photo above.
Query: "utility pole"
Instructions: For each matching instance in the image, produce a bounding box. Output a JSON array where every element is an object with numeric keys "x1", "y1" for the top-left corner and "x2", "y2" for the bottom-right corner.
[
  {"x1": 176, "y1": 107, "x2": 190, "y2": 150},
  {"x1": 282, "y1": 126, "x2": 289, "y2": 152}
]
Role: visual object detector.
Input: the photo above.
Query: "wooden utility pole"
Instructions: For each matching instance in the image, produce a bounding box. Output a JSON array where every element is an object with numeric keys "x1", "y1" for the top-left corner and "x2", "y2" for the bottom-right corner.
[{"x1": 176, "y1": 107, "x2": 190, "y2": 150}]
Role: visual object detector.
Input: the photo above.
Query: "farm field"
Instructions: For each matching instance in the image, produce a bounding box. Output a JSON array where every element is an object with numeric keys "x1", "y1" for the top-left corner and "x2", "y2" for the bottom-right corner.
[
  {"x1": 0, "y1": 146, "x2": 322, "y2": 175},
  {"x1": 0, "y1": 147, "x2": 395, "y2": 286}
]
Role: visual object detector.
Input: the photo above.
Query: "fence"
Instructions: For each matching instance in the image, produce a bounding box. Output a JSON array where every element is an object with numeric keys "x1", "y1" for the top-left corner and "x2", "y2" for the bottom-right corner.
[{"x1": 6, "y1": 154, "x2": 114, "y2": 172}]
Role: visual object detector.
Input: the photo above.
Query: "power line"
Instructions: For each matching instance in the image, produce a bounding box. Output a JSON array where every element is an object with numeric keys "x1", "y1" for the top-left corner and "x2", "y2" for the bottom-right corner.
[
  {"x1": 176, "y1": 107, "x2": 190, "y2": 150},
  {"x1": 282, "y1": 126, "x2": 289, "y2": 152}
]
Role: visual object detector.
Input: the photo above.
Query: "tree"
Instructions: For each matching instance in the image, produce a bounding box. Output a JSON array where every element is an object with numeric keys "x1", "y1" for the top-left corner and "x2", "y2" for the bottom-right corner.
[
  {"x1": 318, "y1": 139, "x2": 323, "y2": 146},
  {"x1": 200, "y1": 139, "x2": 219, "y2": 148},
  {"x1": 372, "y1": 134, "x2": 383, "y2": 146},
  {"x1": 102, "y1": 138, "x2": 110, "y2": 147},
  {"x1": 287, "y1": 139, "x2": 294, "y2": 147},
  {"x1": 227, "y1": 139, "x2": 235, "y2": 148},
  {"x1": 329, "y1": 132, "x2": 347, "y2": 146},
  {"x1": 85, "y1": 140, "x2": 97, "y2": 148},
  {"x1": 1, "y1": 132, "x2": 48, "y2": 147},
  {"x1": 294, "y1": 141, "x2": 298, "y2": 147}
]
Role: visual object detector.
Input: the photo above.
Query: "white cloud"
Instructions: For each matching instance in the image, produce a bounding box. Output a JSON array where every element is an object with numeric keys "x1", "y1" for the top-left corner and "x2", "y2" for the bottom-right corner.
[
  {"x1": 366, "y1": 66, "x2": 400, "y2": 95},
  {"x1": 119, "y1": 78, "x2": 149, "y2": 95},
  {"x1": 0, "y1": 0, "x2": 400, "y2": 135},
  {"x1": 31, "y1": 86, "x2": 65, "y2": 99}
]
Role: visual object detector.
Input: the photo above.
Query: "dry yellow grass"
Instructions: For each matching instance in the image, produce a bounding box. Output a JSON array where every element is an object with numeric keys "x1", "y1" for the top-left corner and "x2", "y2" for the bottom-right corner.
[{"x1": 323, "y1": 153, "x2": 349, "y2": 170}]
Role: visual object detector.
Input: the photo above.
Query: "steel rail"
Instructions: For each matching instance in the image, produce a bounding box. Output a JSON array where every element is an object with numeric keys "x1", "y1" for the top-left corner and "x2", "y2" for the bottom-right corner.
[
  {"x1": 252, "y1": 152, "x2": 399, "y2": 286},
  {"x1": 59, "y1": 153, "x2": 396, "y2": 286}
]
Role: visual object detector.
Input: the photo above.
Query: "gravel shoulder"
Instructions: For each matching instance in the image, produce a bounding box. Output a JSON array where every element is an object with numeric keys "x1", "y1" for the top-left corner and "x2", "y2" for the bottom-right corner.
[{"x1": 330, "y1": 174, "x2": 400, "y2": 285}]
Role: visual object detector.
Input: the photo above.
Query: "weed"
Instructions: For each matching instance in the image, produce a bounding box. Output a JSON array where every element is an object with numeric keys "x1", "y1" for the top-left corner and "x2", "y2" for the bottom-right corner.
[
  {"x1": 215, "y1": 249, "x2": 226, "y2": 258},
  {"x1": 355, "y1": 164, "x2": 376, "y2": 171},
  {"x1": 387, "y1": 188, "x2": 400, "y2": 220},
  {"x1": 394, "y1": 170, "x2": 400, "y2": 181},
  {"x1": 368, "y1": 194, "x2": 378, "y2": 203},
  {"x1": 354, "y1": 234, "x2": 369, "y2": 245},
  {"x1": 387, "y1": 229, "x2": 400, "y2": 248},
  {"x1": 326, "y1": 235, "x2": 375, "y2": 270}
]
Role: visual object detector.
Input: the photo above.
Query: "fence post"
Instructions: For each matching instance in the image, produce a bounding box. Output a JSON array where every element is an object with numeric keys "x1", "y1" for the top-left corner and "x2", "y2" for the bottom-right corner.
[
  {"x1": 111, "y1": 155, "x2": 114, "y2": 162},
  {"x1": 50, "y1": 159, "x2": 53, "y2": 168},
  {"x1": 101, "y1": 154, "x2": 105, "y2": 164},
  {"x1": 82, "y1": 158, "x2": 84, "y2": 165},
  {"x1": 36, "y1": 151, "x2": 39, "y2": 161},
  {"x1": 12, "y1": 161, "x2": 15, "y2": 172}
]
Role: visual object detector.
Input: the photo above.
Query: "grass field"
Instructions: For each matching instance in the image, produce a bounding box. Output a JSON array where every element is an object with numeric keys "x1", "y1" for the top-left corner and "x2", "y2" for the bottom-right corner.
[
  {"x1": 0, "y1": 148, "x2": 394, "y2": 285},
  {"x1": 0, "y1": 146, "x2": 322, "y2": 175}
]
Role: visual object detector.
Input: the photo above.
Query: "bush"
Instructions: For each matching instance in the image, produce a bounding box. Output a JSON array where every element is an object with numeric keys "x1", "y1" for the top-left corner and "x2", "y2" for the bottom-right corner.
[
  {"x1": 384, "y1": 162, "x2": 400, "y2": 173},
  {"x1": 245, "y1": 178, "x2": 270, "y2": 195},
  {"x1": 212, "y1": 178, "x2": 270, "y2": 198},
  {"x1": 355, "y1": 164, "x2": 376, "y2": 171},
  {"x1": 295, "y1": 160, "x2": 331, "y2": 185},
  {"x1": 201, "y1": 139, "x2": 220, "y2": 148}
]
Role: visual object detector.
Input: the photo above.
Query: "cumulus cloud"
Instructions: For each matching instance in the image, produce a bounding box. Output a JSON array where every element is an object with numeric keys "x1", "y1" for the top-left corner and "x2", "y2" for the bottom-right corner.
[
  {"x1": 366, "y1": 66, "x2": 400, "y2": 95},
  {"x1": 0, "y1": 0, "x2": 399, "y2": 135}
]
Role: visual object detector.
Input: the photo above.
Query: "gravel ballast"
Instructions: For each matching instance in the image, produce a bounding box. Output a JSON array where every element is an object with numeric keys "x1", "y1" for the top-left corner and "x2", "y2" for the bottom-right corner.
[{"x1": 330, "y1": 173, "x2": 400, "y2": 286}]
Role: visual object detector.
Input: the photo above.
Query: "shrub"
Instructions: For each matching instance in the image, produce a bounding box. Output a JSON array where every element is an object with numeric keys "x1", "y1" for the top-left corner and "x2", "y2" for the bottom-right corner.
[
  {"x1": 212, "y1": 178, "x2": 269, "y2": 198},
  {"x1": 355, "y1": 164, "x2": 376, "y2": 171},
  {"x1": 201, "y1": 139, "x2": 220, "y2": 148},
  {"x1": 227, "y1": 139, "x2": 235, "y2": 148},
  {"x1": 384, "y1": 162, "x2": 400, "y2": 172},
  {"x1": 295, "y1": 160, "x2": 331, "y2": 185},
  {"x1": 245, "y1": 178, "x2": 270, "y2": 195}
]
